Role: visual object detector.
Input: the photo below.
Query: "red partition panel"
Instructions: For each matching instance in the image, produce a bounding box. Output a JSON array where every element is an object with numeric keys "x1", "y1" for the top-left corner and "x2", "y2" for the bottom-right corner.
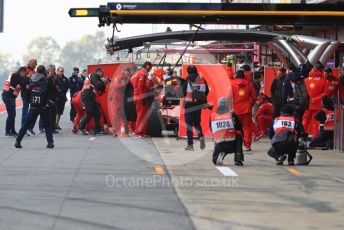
[
  {"x1": 264, "y1": 67, "x2": 279, "y2": 97},
  {"x1": 179, "y1": 64, "x2": 231, "y2": 138}
]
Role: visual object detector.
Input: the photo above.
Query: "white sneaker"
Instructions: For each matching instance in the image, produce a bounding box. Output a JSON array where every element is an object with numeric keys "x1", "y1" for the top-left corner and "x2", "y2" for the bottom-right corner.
[{"x1": 216, "y1": 152, "x2": 226, "y2": 165}]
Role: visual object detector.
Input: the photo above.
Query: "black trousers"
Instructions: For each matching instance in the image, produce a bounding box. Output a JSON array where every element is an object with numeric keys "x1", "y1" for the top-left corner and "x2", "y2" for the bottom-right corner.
[
  {"x1": 38, "y1": 101, "x2": 57, "y2": 130},
  {"x1": 70, "y1": 91, "x2": 77, "y2": 121},
  {"x1": 78, "y1": 99, "x2": 101, "y2": 131},
  {"x1": 17, "y1": 107, "x2": 53, "y2": 144},
  {"x1": 212, "y1": 137, "x2": 244, "y2": 164},
  {"x1": 185, "y1": 108, "x2": 203, "y2": 145},
  {"x1": 293, "y1": 106, "x2": 305, "y2": 134},
  {"x1": 2, "y1": 92, "x2": 16, "y2": 134},
  {"x1": 268, "y1": 141, "x2": 298, "y2": 162},
  {"x1": 309, "y1": 131, "x2": 334, "y2": 149},
  {"x1": 70, "y1": 103, "x2": 76, "y2": 121}
]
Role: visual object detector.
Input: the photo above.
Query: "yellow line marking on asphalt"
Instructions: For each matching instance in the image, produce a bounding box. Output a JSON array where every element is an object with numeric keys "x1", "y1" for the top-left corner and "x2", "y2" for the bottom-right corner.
[
  {"x1": 286, "y1": 167, "x2": 302, "y2": 176},
  {"x1": 155, "y1": 165, "x2": 165, "y2": 175}
]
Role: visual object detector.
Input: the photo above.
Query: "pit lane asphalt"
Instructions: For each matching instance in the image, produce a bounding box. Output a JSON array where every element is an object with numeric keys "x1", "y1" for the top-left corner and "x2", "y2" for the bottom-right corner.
[
  {"x1": 1, "y1": 106, "x2": 344, "y2": 230},
  {"x1": 0, "y1": 109, "x2": 194, "y2": 230}
]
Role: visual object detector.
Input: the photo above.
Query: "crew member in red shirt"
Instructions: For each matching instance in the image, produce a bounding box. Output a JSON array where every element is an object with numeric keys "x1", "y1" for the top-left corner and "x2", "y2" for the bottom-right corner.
[
  {"x1": 226, "y1": 62, "x2": 234, "y2": 80},
  {"x1": 255, "y1": 94, "x2": 274, "y2": 136},
  {"x1": 71, "y1": 91, "x2": 84, "y2": 134},
  {"x1": 309, "y1": 96, "x2": 335, "y2": 149},
  {"x1": 242, "y1": 64, "x2": 253, "y2": 83},
  {"x1": 109, "y1": 67, "x2": 131, "y2": 137},
  {"x1": 303, "y1": 64, "x2": 327, "y2": 138},
  {"x1": 130, "y1": 61, "x2": 153, "y2": 137},
  {"x1": 231, "y1": 70, "x2": 257, "y2": 151},
  {"x1": 324, "y1": 67, "x2": 339, "y2": 98}
]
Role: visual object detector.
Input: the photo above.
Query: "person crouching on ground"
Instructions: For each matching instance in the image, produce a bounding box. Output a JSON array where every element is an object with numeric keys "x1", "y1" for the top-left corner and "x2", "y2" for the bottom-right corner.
[
  {"x1": 255, "y1": 93, "x2": 274, "y2": 137},
  {"x1": 309, "y1": 96, "x2": 335, "y2": 149},
  {"x1": 267, "y1": 104, "x2": 303, "y2": 166},
  {"x1": 211, "y1": 97, "x2": 244, "y2": 166}
]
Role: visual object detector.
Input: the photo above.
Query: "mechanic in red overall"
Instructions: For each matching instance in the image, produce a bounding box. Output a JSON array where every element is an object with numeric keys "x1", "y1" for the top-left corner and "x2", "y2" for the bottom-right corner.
[
  {"x1": 309, "y1": 96, "x2": 335, "y2": 149},
  {"x1": 226, "y1": 62, "x2": 234, "y2": 80},
  {"x1": 324, "y1": 68, "x2": 339, "y2": 98},
  {"x1": 242, "y1": 64, "x2": 253, "y2": 83},
  {"x1": 109, "y1": 67, "x2": 131, "y2": 137},
  {"x1": 130, "y1": 61, "x2": 153, "y2": 137},
  {"x1": 255, "y1": 94, "x2": 274, "y2": 136},
  {"x1": 303, "y1": 64, "x2": 327, "y2": 138},
  {"x1": 231, "y1": 70, "x2": 257, "y2": 151},
  {"x1": 71, "y1": 91, "x2": 84, "y2": 134}
]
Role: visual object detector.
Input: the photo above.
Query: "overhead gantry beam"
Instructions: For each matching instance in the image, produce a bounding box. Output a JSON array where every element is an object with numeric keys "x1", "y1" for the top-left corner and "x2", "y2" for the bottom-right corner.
[
  {"x1": 106, "y1": 30, "x2": 283, "y2": 52},
  {"x1": 69, "y1": 3, "x2": 344, "y2": 26}
]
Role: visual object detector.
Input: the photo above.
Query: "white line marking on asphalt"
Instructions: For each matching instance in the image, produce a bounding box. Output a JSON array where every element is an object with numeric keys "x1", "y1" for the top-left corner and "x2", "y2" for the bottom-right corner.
[
  {"x1": 216, "y1": 167, "x2": 238, "y2": 177},
  {"x1": 89, "y1": 137, "x2": 96, "y2": 141}
]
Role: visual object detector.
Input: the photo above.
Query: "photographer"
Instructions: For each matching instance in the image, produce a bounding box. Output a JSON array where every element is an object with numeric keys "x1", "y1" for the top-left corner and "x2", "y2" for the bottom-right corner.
[{"x1": 181, "y1": 65, "x2": 209, "y2": 151}]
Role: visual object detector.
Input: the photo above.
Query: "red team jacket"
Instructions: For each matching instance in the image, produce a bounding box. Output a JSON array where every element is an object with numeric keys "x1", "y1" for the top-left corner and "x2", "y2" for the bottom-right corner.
[
  {"x1": 305, "y1": 69, "x2": 327, "y2": 110},
  {"x1": 130, "y1": 68, "x2": 153, "y2": 102},
  {"x1": 231, "y1": 78, "x2": 257, "y2": 115}
]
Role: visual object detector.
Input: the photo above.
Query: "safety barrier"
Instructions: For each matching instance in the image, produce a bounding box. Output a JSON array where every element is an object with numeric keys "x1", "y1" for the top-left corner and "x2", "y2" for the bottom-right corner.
[{"x1": 334, "y1": 105, "x2": 344, "y2": 152}]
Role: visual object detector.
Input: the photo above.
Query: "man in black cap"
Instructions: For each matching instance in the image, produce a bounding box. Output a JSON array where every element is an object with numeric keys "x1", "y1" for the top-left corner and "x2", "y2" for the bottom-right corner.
[
  {"x1": 270, "y1": 67, "x2": 287, "y2": 118},
  {"x1": 69, "y1": 67, "x2": 79, "y2": 121}
]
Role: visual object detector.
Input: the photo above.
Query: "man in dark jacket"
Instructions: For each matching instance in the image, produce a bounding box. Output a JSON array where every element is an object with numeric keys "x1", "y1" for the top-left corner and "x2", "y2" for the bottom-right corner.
[
  {"x1": 15, "y1": 65, "x2": 55, "y2": 148},
  {"x1": 22, "y1": 59, "x2": 37, "y2": 136},
  {"x1": 90, "y1": 68, "x2": 104, "y2": 87},
  {"x1": 270, "y1": 67, "x2": 286, "y2": 118},
  {"x1": 55, "y1": 67, "x2": 69, "y2": 130},
  {"x1": 69, "y1": 67, "x2": 79, "y2": 121},
  {"x1": 2, "y1": 67, "x2": 27, "y2": 137},
  {"x1": 77, "y1": 81, "x2": 106, "y2": 135},
  {"x1": 283, "y1": 64, "x2": 297, "y2": 105},
  {"x1": 182, "y1": 65, "x2": 209, "y2": 151},
  {"x1": 43, "y1": 65, "x2": 59, "y2": 133}
]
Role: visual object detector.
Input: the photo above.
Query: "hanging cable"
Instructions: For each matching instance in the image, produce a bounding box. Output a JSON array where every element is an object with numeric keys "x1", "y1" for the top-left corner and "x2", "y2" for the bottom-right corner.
[
  {"x1": 157, "y1": 53, "x2": 167, "y2": 68},
  {"x1": 170, "y1": 24, "x2": 203, "y2": 76}
]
